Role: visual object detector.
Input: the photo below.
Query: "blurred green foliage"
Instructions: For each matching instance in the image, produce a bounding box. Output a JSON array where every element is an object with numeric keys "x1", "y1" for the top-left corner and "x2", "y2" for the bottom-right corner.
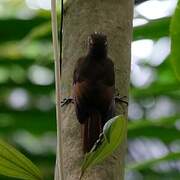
[
  {"x1": 171, "y1": 0, "x2": 180, "y2": 81},
  {"x1": 0, "y1": 0, "x2": 179, "y2": 180}
]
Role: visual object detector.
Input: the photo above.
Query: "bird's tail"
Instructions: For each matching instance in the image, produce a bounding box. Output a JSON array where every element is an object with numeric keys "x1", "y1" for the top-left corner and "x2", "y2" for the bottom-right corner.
[{"x1": 82, "y1": 111, "x2": 102, "y2": 153}]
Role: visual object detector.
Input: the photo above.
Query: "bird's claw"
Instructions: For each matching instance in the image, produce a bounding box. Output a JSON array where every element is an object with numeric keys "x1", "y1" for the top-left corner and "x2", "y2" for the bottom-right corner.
[
  {"x1": 115, "y1": 95, "x2": 128, "y2": 106},
  {"x1": 61, "y1": 97, "x2": 74, "y2": 107}
]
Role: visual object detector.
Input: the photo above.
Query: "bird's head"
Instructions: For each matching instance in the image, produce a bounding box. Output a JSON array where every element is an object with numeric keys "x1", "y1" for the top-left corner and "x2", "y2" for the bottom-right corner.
[
  {"x1": 88, "y1": 32, "x2": 107, "y2": 48},
  {"x1": 88, "y1": 32, "x2": 107, "y2": 58}
]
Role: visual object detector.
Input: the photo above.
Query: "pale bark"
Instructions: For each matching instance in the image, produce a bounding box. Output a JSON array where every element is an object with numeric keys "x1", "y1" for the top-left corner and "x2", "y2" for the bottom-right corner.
[
  {"x1": 60, "y1": 0, "x2": 133, "y2": 179},
  {"x1": 51, "y1": 1, "x2": 64, "y2": 180}
]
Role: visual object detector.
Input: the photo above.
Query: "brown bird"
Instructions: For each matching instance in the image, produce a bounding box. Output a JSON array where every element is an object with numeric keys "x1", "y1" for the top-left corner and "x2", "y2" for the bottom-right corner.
[{"x1": 73, "y1": 32, "x2": 115, "y2": 153}]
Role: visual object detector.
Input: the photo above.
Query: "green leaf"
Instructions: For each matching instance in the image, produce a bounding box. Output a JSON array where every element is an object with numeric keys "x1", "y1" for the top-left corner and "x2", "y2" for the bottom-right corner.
[
  {"x1": 127, "y1": 152, "x2": 180, "y2": 171},
  {"x1": 131, "y1": 82, "x2": 180, "y2": 100},
  {"x1": 128, "y1": 126, "x2": 180, "y2": 144},
  {"x1": 133, "y1": 17, "x2": 170, "y2": 40},
  {"x1": 0, "y1": 18, "x2": 49, "y2": 43},
  {"x1": 23, "y1": 22, "x2": 51, "y2": 42},
  {"x1": 128, "y1": 115, "x2": 180, "y2": 131},
  {"x1": 0, "y1": 139, "x2": 43, "y2": 180},
  {"x1": 80, "y1": 115, "x2": 126, "y2": 179},
  {"x1": 170, "y1": 0, "x2": 180, "y2": 81}
]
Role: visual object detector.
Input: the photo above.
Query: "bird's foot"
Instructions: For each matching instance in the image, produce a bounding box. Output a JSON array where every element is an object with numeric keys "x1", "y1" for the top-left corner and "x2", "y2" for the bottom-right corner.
[
  {"x1": 115, "y1": 95, "x2": 128, "y2": 106},
  {"x1": 61, "y1": 97, "x2": 74, "y2": 107}
]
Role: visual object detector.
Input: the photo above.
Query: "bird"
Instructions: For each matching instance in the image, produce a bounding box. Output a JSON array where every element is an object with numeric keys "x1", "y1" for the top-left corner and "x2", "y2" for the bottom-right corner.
[{"x1": 73, "y1": 32, "x2": 115, "y2": 153}]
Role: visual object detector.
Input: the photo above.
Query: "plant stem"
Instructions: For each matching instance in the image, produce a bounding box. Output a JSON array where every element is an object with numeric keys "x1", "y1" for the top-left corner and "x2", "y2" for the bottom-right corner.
[{"x1": 51, "y1": 0, "x2": 64, "y2": 180}]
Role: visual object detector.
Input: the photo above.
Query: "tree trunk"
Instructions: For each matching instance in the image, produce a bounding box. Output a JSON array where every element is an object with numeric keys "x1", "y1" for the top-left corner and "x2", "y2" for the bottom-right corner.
[{"x1": 59, "y1": 0, "x2": 133, "y2": 179}]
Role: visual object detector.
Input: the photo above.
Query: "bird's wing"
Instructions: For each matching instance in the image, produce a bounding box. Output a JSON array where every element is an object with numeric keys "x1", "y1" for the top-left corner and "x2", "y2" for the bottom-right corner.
[
  {"x1": 73, "y1": 57, "x2": 84, "y2": 84},
  {"x1": 73, "y1": 57, "x2": 88, "y2": 123}
]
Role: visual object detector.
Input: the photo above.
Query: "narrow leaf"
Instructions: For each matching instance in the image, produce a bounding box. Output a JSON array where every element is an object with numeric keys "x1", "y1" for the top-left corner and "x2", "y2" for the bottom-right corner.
[
  {"x1": 127, "y1": 152, "x2": 180, "y2": 171},
  {"x1": 133, "y1": 17, "x2": 170, "y2": 40},
  {"x1": 0, "y1": 139, "x2": 43, "y2": 180},
  {"x1": 80, "y1": 115, "x2": 126, "y2": 179},
  {"x1": 170, "y1": 0, "x2": 180, "y2": 80},
  {"x1": 23, "y1": 22, "x2": 51, "y2": 42}
]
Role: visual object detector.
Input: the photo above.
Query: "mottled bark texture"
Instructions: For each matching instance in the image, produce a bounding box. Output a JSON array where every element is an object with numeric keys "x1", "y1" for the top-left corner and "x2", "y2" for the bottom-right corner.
[{"x1": 60, "y1": 0, "x2": 133, "y2": 179}]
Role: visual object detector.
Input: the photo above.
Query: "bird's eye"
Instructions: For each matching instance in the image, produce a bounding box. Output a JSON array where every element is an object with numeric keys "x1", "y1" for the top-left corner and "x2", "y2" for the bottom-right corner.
[
  {"x1": 88, "y1": 36, "x2": 93, "y2": 45},
  {"x1": 90, "y1": 39, "x2": 93, "y2": 45}
]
